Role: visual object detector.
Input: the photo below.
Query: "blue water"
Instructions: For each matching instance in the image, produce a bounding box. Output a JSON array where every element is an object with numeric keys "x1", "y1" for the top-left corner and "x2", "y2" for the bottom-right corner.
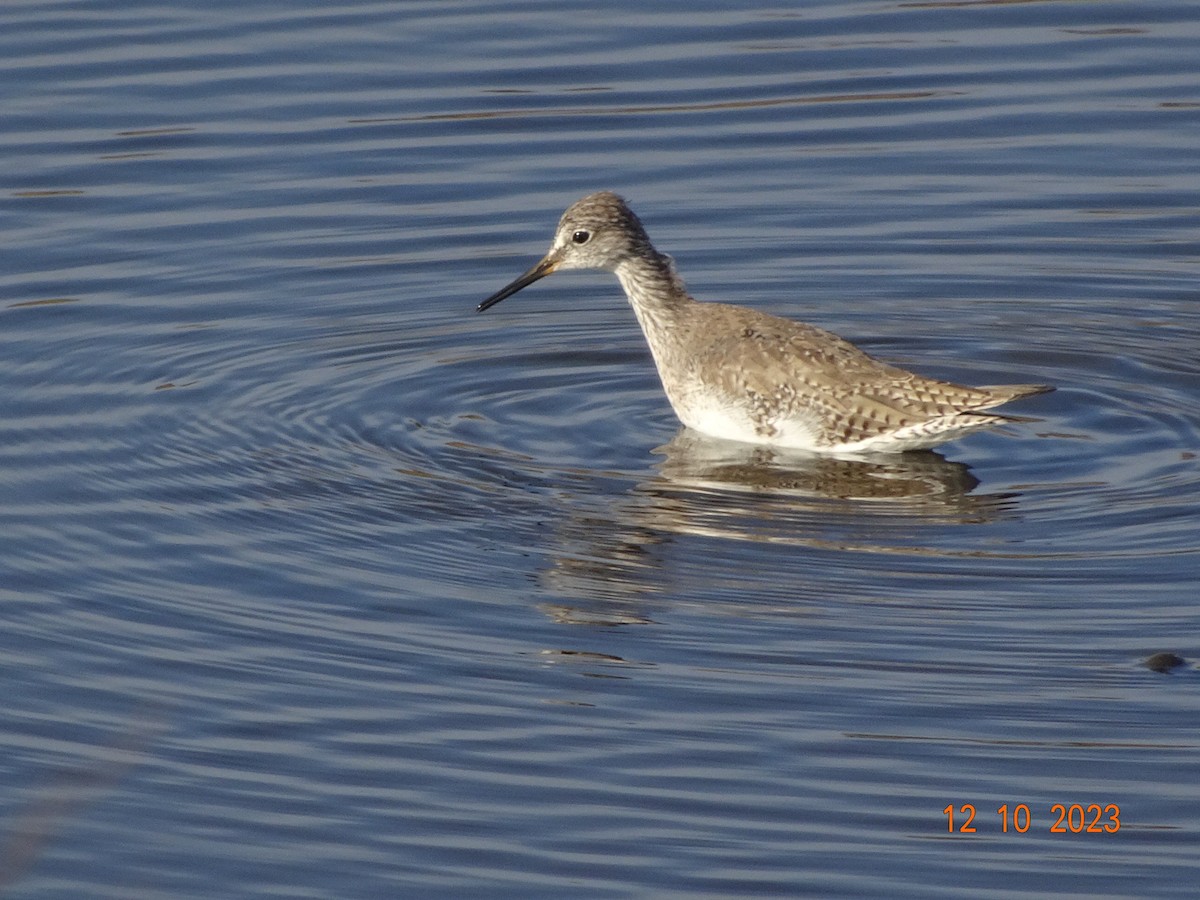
[{"x1": 2, "y1": 1, "x2": 1199, "y2": 896}]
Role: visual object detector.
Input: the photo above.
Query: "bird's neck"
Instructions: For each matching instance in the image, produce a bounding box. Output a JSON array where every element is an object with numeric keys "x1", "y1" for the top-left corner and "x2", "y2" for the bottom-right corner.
[{"x1": 614, "y1": 249, "x2": 693, "y2": 335}]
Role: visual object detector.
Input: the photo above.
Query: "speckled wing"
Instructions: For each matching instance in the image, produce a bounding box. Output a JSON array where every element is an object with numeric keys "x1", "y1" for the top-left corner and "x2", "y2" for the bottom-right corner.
[{"x1": 688, "y1": 303, "x2": 1049, "y2": 448}]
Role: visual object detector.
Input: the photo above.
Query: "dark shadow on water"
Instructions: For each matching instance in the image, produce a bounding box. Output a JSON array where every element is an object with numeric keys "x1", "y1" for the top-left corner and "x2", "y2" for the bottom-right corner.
[
  {"x1": 649, "y1": 429, "x2": 984, "y2": 507},
  {"x1": 536, "y1": 429, "x2": 1028, "y2": 615}
]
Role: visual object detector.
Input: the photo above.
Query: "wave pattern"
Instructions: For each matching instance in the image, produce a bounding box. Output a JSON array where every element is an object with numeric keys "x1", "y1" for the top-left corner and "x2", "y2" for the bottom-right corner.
[{"x1": 1, "y1": 1, "x2": 1199, "y2": 897}]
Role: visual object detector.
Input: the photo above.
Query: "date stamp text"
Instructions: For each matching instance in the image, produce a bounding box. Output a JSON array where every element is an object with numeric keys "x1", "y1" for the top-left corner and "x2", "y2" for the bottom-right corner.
[{"x1": 943, "y1": 803, "x2": 1121, "y2": 834}]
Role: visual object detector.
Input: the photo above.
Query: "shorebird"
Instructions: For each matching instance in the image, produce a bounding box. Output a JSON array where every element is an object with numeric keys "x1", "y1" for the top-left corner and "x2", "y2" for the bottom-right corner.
[{"x1": 477, "y1": 192, "x2": 1051, "y2": 453}]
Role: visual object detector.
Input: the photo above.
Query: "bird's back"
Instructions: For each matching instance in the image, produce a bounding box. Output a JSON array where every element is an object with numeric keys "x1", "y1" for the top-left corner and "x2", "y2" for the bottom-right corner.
[{"x1": 655, "y1": 301, "x2": 1050, "y2": 452}]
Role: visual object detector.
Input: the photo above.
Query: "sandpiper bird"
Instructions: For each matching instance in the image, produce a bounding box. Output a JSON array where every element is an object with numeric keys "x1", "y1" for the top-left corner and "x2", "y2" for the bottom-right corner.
[{"x1": 477, "y1": 192, "x2": 1051, "y2": 453}]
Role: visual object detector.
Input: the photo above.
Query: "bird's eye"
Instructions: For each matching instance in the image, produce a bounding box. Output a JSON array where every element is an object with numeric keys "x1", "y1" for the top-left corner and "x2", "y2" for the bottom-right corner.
[{"x1": 571, "y1": 230, "x2": 591, "y2": 244}]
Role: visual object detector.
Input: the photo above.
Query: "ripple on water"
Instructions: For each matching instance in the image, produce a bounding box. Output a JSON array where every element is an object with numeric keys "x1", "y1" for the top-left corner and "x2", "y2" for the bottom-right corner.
[{"x1": 3, "y1": 1, "x2": 1200, "y2": 896}]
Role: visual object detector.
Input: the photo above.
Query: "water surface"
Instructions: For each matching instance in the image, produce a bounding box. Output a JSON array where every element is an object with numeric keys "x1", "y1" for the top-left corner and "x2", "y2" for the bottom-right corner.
[{"x1": 2, "y1": 1, "x2": 1199, "y2": 896}]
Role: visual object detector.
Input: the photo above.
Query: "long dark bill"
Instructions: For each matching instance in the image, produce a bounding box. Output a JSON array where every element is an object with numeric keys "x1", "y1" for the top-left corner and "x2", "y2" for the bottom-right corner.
[{"x1": 477, "y1": 256, "x2": 557, "y2": 312}]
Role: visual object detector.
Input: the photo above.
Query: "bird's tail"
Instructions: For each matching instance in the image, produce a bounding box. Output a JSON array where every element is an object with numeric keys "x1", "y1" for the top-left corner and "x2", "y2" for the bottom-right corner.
[{"x1": 977, "y1": 383, "x2": 1054, "y2": 408}]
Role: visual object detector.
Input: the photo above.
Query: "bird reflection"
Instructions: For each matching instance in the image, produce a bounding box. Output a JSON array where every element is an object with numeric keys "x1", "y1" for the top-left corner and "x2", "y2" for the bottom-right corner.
[
  {"x1": 650, "y1": 429, "x2": 982, "y2": 503},
  {"x1": 537, "y1": 428, "x2": 1021, "y2": 618}
]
